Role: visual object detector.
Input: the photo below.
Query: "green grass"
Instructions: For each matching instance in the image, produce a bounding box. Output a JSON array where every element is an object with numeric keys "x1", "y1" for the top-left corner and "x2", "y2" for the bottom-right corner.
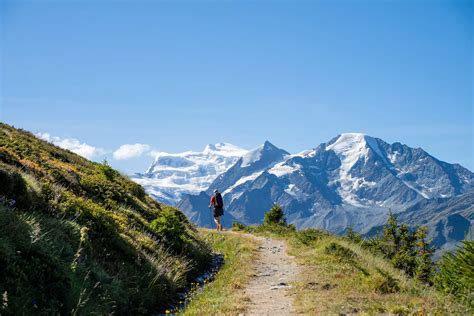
[
  {"x1": 0, "y1": 123, "x2": 213, "y2": 314},
  {"x1": 181, "y1": 230, "x2": 260, "y2": 315},
  {"x1": 287, "y1": 235, "x2": 462, "y2": 314},
  {"x1": 235, "y1": 224, "x2": 469, "y2": 315}
]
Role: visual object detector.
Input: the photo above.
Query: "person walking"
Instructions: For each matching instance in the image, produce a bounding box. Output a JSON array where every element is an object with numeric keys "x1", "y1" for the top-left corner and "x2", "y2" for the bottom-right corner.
[{"x1": 209, "y1": 189, "x2": 224, "y2": 231}]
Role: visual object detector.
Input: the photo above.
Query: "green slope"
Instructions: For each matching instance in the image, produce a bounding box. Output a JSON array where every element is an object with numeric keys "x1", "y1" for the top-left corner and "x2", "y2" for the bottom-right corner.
[{"x1": 0, "y1": 123, "x2": 212, "y2": 314}]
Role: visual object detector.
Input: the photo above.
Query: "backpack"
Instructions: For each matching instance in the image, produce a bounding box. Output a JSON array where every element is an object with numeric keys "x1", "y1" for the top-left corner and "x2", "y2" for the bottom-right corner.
[{"x1": 215, "y1": 192, "x2": 223, "y2": 208}]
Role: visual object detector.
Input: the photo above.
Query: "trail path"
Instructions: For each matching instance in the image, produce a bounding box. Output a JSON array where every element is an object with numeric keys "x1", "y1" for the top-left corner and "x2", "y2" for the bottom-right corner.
[{"x1": 241, "y1": 234, "x2": 300, "y2": 315}]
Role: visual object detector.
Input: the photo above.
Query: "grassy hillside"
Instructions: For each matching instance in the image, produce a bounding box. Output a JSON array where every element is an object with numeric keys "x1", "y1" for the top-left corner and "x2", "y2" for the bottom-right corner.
[
  {"x1": 234, "y1": 224, "x2": 470, "y2": 314},
  {"x1": 0, "y1": 123, "x2": 212, "y2": 314},
  {"x1": 286, "y1": 231, "x2": 467, "y2": 314}
]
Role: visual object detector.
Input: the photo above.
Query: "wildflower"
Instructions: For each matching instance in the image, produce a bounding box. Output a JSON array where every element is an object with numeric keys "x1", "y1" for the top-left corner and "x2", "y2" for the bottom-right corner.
[{"x1": 165, "y1": 310, "x2": 171, "y2": 314}]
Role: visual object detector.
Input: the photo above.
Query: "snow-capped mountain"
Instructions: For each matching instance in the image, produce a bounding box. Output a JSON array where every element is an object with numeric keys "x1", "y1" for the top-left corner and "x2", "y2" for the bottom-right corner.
[
  {"x1": 178, "y1": 134, "x2": 473, "y2": 247},
  {"x1": 208, "y1": 141, "x2": 289, "y2": 196},
  {"x1": 131, "y1": 143, "x2": 247, "y2": 205},
  {"x1": 179, "y1": 141, "x2": 289, "y2": 225}
]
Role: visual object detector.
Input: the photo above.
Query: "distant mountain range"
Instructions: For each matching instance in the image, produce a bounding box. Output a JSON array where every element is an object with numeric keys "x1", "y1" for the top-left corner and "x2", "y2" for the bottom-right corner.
[{"x1": 134, "y1": 133, "x2": 474, "y2": 252}]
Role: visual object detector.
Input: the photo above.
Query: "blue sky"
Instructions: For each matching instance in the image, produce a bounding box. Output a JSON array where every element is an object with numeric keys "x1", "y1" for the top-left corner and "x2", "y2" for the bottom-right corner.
[{"x1": 1, "y1": 0, "x2": 472, "y2": 173}]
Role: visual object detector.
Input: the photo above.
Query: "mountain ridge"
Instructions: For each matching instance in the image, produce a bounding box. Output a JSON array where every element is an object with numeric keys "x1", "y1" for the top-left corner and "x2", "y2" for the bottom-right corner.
[{"x1": 176, "y1": 133, "x2": 473, "y2": 253}]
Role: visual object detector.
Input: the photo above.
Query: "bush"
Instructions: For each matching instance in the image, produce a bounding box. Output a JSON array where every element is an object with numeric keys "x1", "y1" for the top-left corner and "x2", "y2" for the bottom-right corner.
[
  {"x1": 96, "y1": 160, "x2": 119, "y2": 180},
  {"x1": 325, "y1": 242, "x2": 358, "y2": 262},
  {"x1": 232, "y1": 221, "x2": 246, "y2": 231},
  {"x1": 150, "y1": 207, "x2": 188, "y2": 252},
  {"x1": 80, "y1": 172, "x2": 126, "y2": 206},
  {"x1": 344, "y1": 227, "x2": 362, "y2": 243},
  {"x1": 296, "y1": 228, "x2": 327, "y2": 245},
  {"x1": 263, "y1": 204, "x2": 286, "y2": 226},
  {"x1": 0, "y1": 164, "x2": 31, "y2": 209},
  {"x1": 374, "y1": 268, "x2": 400, "y2": 294}
]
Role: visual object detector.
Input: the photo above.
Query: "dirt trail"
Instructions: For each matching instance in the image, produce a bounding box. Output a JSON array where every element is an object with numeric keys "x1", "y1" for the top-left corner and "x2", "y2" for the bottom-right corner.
[{"x1": 241, "y1": 234, "x2": 300, "y2": 315}]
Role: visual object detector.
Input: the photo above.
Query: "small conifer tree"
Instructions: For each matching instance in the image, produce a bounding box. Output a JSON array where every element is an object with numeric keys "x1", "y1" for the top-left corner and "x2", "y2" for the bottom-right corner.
[
  {"x1": 392, "y1": 224, "x2": 417, "y2": 276},
  {"x1": 414, "y1": 226, "x2": 435, "y2": 283},
  {"x1": 263, "y1": 204, "x2": 286, "y2": 226},
  {"x1": 435, "y1": 239, "x2": 474, "y2": 305},
  {"x1": 383, "y1": 211, "x2": 400, "y2": 259}
]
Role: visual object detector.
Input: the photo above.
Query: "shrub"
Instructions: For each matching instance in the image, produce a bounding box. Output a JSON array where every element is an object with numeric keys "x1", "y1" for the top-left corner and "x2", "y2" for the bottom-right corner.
[
  {"x1": 344, "y1": 227, "x2": 362, "y2": 243},
  {"x1": 0, "y1": 164, "x2": 32, "y2": 209},
  {"x1": 263, "y1": 204, "x2": 286, "y2": 226},
  {"x1": 232, "y1": 221, "x2": 246, "y2": 231},
  {"x1": 96, "y1": 160, "x2": 119, "y2": 180},
  {"x1": 435, "y1": 240, "x2": 474, "y2": 307},
  {"x1": 124, "y1": 180, "x2": 146, "y2": 199},
  {"x1": 150, "y1": 207, "x2": 188, "y2": 252},
  {"x1": 374, "y1": 268, "x2": 400, "y2": 294},
  {"x1": 296, "y1": 228, "x2": 327, "y2": 245},
  {"x1": 325, "y1": 242, "x2": 358, "y2": 262}
]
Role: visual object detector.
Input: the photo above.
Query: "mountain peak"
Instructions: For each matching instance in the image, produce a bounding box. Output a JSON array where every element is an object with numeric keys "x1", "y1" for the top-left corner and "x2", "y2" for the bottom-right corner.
[
  {"x1": 335, "y1": 133, "x2": 369, "y2": 144},
  {"x1": 263, "y1": 140, "x2": 276, "y2": 148},
  {"x1": 327, "y1": 133, "x2": 368, "y2": 155},
  {"x1": 203, "y1": 142, "x2": 248, "y2": 157},
  {"x1": 240, "y1": 141, "x2": 288, "y2": 168},
  {"x1": 340, "y1": 132, "x2": 366, "y2": 137},
  {"x1": 204, "y1": 143, "x2": 217, "y2": 151},
  {"x1": 327, "y1": 133, "x2": 384, "y2": 156}
]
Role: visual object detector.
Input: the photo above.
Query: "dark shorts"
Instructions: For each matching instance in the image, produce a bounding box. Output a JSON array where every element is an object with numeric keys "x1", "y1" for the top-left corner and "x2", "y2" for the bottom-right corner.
[{"x1": 214, "y1": 207, "x2": 224, "y2": 218}]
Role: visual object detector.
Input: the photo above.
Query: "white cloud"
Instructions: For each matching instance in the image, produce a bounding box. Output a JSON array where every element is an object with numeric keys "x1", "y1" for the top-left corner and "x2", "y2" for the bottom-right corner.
[
  {"x1": 36, "y1": 132, "x2": 105, "y2": 160},
  {"x1": 113, "y1": 143, "x2": 151, "y2": 160}
]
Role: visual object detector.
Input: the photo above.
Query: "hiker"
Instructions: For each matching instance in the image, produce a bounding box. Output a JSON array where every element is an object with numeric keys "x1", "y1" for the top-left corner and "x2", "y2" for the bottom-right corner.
[{"x1": 209, "y1": 189, "x2": 224, "y2": 231}]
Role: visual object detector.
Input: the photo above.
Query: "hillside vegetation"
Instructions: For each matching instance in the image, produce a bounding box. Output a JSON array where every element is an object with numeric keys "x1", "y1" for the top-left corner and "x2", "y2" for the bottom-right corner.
[
  {"x1": 0, "y1": 123, "x2": 212, "y2": 314},
  {"x1": 181, "y1": 230, "x2": 259, "y2": 315},
  {"x1": 230, "y1": 205, "x2": 471, "y2": 314}
]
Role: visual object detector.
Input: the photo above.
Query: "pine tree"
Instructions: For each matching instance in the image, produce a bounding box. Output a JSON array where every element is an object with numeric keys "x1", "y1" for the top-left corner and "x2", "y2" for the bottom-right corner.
[
  {"x1": 435, "y1": 239, "x2": 474, "y2": 305},
  {"x1": 383, "y1": 211, "x2": 400, "y2": 259},
  {"x1": 264, "y1": 204, "x2": 287, "y2": 226},
  {"x1": 392, "y1": 224, "x2": 417, "y2": 276},
  {"x1": 414, "y1": 226, "x2": 435, "y2": 283}
]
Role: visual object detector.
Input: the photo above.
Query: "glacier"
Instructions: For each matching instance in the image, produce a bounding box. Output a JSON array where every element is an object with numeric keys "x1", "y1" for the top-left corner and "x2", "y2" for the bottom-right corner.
[{"x1": 131, "y1": 142, "x2": 247, "y2": 205}]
